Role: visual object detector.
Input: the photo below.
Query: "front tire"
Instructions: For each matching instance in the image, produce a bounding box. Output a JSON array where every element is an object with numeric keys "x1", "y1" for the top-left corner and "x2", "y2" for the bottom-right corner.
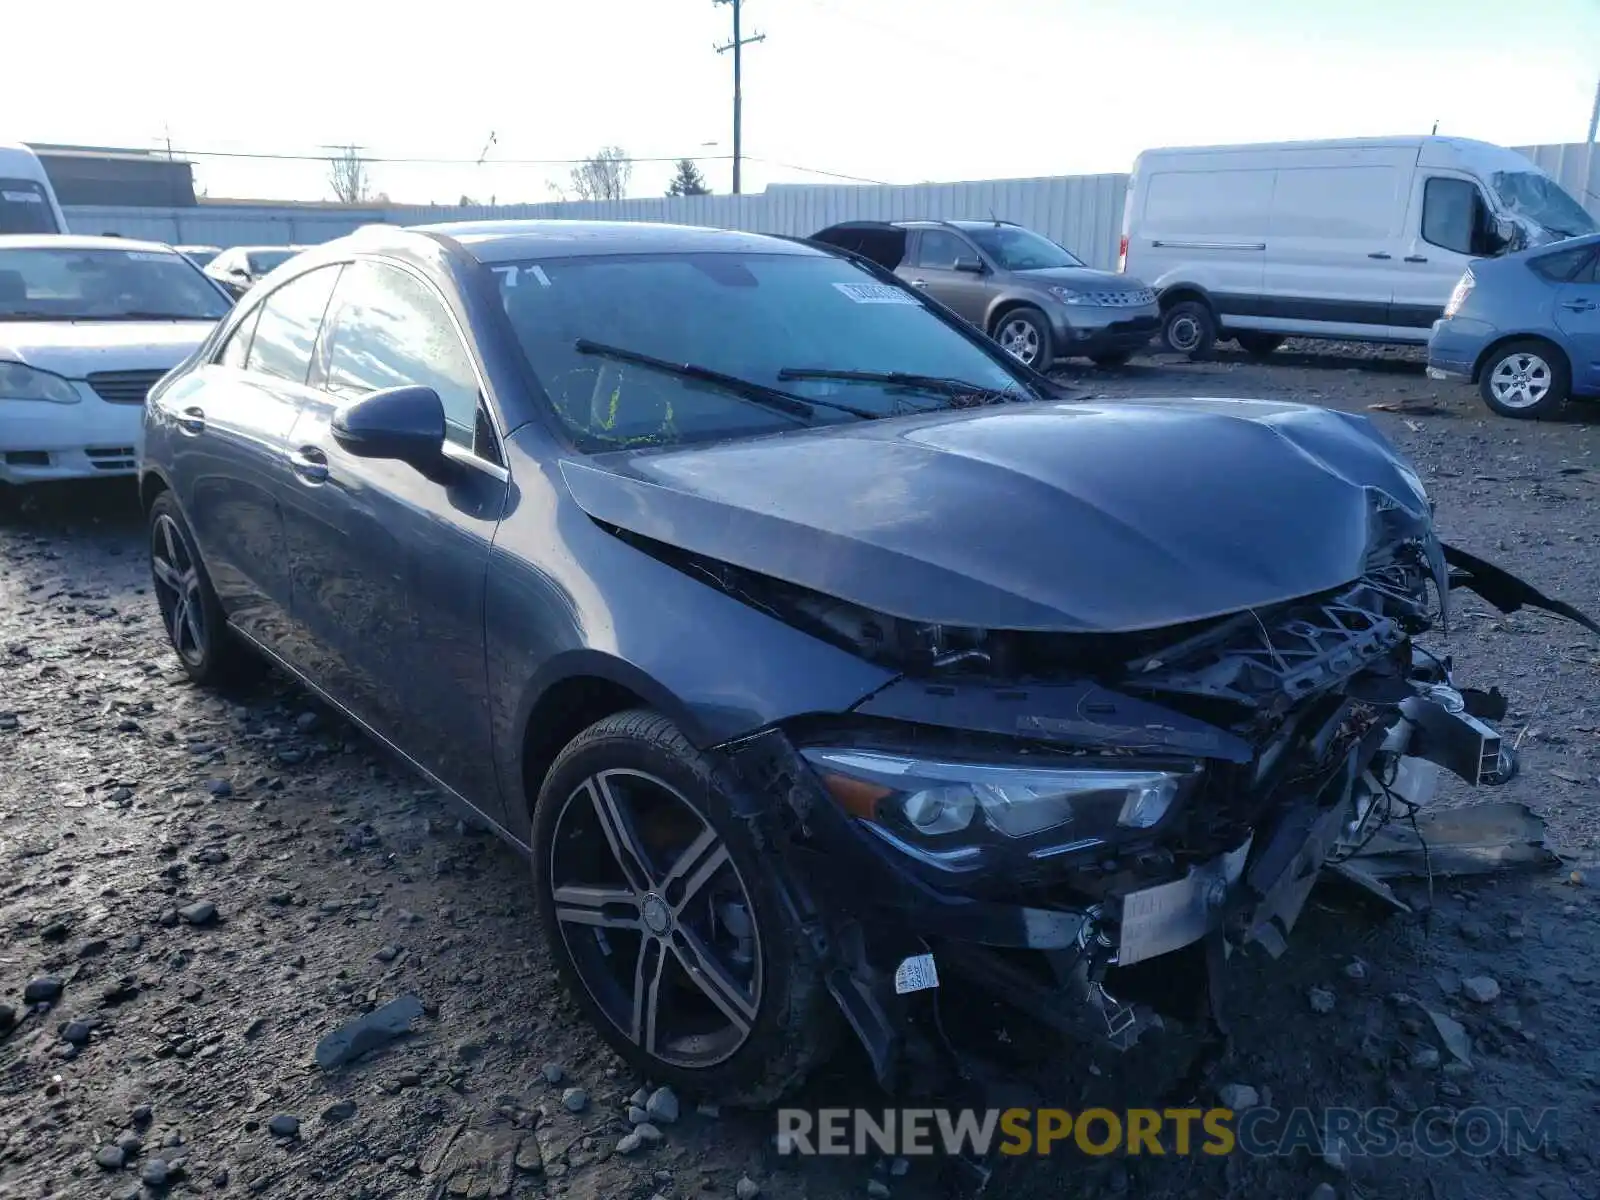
[
  {"x1": 992, "y1": 307, "x2": 1054, "y2": 372},
  {"x1": 531, "y1": 710, "x2": 835, "y2": 1105},
  {"x1": 1161, "y1": 300, "x2": 1217, "y2": 360},
  {"x1": 147, "y1": 492, "x2": 261, "y2": 686},
  {"x1": 1479, "y1": 339, "x2": 1569, "y2": 419}
]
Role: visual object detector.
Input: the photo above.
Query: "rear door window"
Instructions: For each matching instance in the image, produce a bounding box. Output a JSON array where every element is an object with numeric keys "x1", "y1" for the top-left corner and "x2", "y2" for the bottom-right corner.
[
  {"x1": 245, "y1": 265, "x2": 342, "y2": 384},
  {"x1": 1529, "y1": 244, "x2": 1595, "y2": 283}
]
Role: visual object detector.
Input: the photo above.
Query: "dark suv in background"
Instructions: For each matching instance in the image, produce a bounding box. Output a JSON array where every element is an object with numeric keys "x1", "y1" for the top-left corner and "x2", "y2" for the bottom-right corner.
[{"x1": 809, "y1": 218, "x2": 1159, "y2": 371}]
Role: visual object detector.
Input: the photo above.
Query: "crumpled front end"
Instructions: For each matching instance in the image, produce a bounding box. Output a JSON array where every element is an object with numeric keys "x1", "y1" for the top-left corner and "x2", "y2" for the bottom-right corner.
[{"x1": 714, "y1": 529, "x2": 1570, "y2": 1095}]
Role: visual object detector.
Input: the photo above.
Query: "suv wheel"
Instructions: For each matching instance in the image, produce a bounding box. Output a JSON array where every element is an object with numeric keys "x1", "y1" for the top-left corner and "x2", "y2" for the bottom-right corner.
[
  {"x1": 148, "y1": 492, "x2": 262, "y2": 686},
  {"x1": 1479, "y1": 340, "x2": 1569, "y2": 419},
  {"x1": 531, "y1": 710, "x2": 836, "y2": 1105},
  {"x1": 992, "y1": 308, "x2": 1054, "y2": 372},
  {"x1": 1161, "y1": 301, "x2": 1217, "y2": 360}
]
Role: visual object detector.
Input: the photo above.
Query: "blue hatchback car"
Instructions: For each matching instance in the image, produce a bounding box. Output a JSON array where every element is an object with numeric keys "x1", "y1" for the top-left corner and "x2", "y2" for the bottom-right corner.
[{"x1": 1428, "y1": 232, "x2": 1600, "y2": 419}]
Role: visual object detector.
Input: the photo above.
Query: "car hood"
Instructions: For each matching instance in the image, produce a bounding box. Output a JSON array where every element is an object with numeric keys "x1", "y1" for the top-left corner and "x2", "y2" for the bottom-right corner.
[
  {"x1": 0, "y1": 320, "x2": 215, "y2": 377},
  {"x1": 559, "y1": 397, "x2": 1440, "y2": 634},
  {"x1": 1015, "y1": 266, "x2": 1147, "y2": 291}
]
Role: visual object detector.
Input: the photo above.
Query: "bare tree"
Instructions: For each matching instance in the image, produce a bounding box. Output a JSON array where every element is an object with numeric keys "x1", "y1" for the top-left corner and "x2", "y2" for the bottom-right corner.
[
  {"x1": 327, "y1": 145, "x2": 370, "y2": 205},
  {"x1": 568, "y1": 146, "x2": 632, "y2": 201}
]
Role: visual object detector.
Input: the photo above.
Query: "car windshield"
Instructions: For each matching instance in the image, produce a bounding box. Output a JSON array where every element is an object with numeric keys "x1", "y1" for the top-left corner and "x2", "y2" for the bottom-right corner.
[
  {"x1": 0, "y1": 179, "x2": 59, "y2": 234},
  {"x1": 1490, "y1": 172, "x2": 1597, "y2": 238},
  {"x1": 0, "y1": 247, "x2": 231, "y2": 320},
  {"x1": 494, "y1": 250, "x2": 1034, "y2": 450},
  {"x1": 963, "y1": 225, "x2": 1085, "y2": 270},
  {"x1": 246, "y1": 248, "x2": 299, "y2": 274},
  {"x1": 182, "y1": 248, "x2": 221, "y2": 268}
]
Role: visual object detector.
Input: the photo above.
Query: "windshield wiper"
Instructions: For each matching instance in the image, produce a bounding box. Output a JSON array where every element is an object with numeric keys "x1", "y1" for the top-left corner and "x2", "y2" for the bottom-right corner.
[
  {"x1": 776, "y1": 367, "x2": 1031, "y2": 407},
  {"x1": 103, "y1": 311, "x2": 217, "y2": 321},
  {"x1": 0, "y1": 311, "x2": 70, "y2": 322},
  {"x1": 574, "y1": 339, "x2": 877, "y2": 421}
]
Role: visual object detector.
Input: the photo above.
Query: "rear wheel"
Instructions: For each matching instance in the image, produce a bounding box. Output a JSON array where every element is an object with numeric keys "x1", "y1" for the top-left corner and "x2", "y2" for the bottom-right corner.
[
  {"x1": 1235, "y1": 332, "x2": 1285, "y2": 358},
  {"x1": 992, "y1": 307, "x2": 1054, "y2": 372},
  {"x1": 1478, "y1": 339, "x2": 1569, "y2": 419},
  {"x1": 1161, "y1": 300, "x2": 1217, "y2": 360},
  {"x1": 148, "y1": 492, "x2": 262, "y2": 686},
  {"x1": 531, "y1": 710, "x2": 835, "y2": 1105}
]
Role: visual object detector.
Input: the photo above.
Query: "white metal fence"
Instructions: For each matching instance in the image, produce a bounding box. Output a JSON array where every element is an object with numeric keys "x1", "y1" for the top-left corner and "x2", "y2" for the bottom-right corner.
[{"x1": 61, "y1": 142, "x2": 1600, "y2": 270}]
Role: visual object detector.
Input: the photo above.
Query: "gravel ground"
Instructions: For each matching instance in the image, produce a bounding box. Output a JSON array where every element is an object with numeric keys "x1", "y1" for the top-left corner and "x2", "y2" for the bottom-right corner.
[{"x1": 2, "y1": 341, "x2": 1599, "y2": 1200}]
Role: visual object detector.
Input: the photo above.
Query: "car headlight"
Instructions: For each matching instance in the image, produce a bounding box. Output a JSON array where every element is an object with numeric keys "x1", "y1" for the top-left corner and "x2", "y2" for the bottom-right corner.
[
  {"x1": 1049, "y1": 286, "x2": 1093, "y2": 306},
  {"x1": 0, "y1": 362, "x2": 80, "y2": 404},
  {"x1": 801, "y1": 748, "x2": 1196, "y2": 859}
]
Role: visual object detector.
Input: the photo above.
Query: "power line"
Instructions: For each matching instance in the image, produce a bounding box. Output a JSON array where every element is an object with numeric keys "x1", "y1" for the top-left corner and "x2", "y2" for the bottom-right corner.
[
  {"x1": 713, "y1": 0, "x2": 765, "y2": 195},
  {"x1": 161, "y1": 146, "x2": 741, "y2": 166},
  {"x1": 745, "y1": 157, "x2": 887, "y2": 186}
]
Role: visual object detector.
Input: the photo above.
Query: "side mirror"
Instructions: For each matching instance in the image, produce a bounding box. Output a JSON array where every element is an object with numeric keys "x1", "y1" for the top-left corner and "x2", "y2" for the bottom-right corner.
[
  {"x1": 1493, "y1": 216, "x2": 1522, "y2": 252},
  {"x1": 953, "y1": 256, "x2": 986, "y2": 274},
  {"x1": 332, "y1": 384, "x2": 446, "y2": 467}
]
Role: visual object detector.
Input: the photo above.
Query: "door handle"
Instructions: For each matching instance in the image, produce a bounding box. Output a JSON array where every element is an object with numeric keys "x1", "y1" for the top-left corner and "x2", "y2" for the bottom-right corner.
[
  {"x1": 287, "y1": 445, "x2": 329, "y2": 484},
  {"x1": 1404, "y1": 255, "x2": 1428, "y2": 263},
  {"x1": 1367, "y1": 251, "x2": 1392, "y2": 260},
  {"x1": 909, "y1": 279, "x2": 930, "y2": 288},
  {"x1": 1562, "y1": 298, "x2": 1596, "y2": 312},
  {"x1": 176, "y1": 406, "x2": 205, "y2": 435}
]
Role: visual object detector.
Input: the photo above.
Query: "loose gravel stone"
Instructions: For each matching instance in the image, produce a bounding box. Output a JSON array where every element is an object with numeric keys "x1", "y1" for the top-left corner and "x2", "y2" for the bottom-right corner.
[
  {"x1": 266, "y1": 1114, "x2": 300, "y2": 1138},
  {"x1": 178, "y1": 901, "x2": 216, "y2": 925},
  {"x1": 1308, "y1": 986, "x2": 1336, "y2": 1014},
  {"x1": 23, "y1": 977, "x2": 62, "y2": 1004},
  {"x1": 94, "y1": 1144, "x2": 125, "y2": 1170},
  {"x1": 645, "y1": 1086, "x2": 680, "y2": 1123},
  {"x1": 541, "y1": 1062, "x2": 564, "y2": 1084},
  {"x1": 736, "y1": 1176, "x2": 762, "y2": 1200},
  {"x1": 1462, "y1": 976, "x2": 1501, "y2": 1004},
  {"x1": 561, "y1": 1087, "x2": 588, "y2": 1113}
]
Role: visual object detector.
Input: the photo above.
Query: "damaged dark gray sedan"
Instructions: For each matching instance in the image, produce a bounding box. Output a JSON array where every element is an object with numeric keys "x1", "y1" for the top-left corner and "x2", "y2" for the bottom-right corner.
[{"x1": 138, "y1": 220, "x2": 1595, "y2": 1105}]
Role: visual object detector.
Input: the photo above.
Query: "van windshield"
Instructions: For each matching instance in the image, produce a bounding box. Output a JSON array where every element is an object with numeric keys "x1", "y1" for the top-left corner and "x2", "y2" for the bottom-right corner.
[
  {"x1": 1491, "y1": 172, "x2": 1596, "y2": 238},
  {"x1": 0, "y1": 180, "x2": 59, "y2": 234}
]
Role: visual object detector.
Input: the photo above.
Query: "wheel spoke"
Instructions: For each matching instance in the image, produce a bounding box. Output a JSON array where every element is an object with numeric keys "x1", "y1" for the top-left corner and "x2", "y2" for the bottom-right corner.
[
  {"x1": 161, "y1": 519, "x2": 181, "y2": 570},
  {"x1": 671, "y1": 926, "x2": 758, "y2": 1032},
  {"x1": 553, "y1": 884, "x2": 642, "y2": 930},
  {"x1": 661, "y1": 827, "x2": 730, "y2": 915},
  {"x1": 180, "y1": 581, "x2": 204, "y2": 650},
  {"x1": 584, "y1": 774, "x2": 654, "y2": 893},
  {"x1": 629, "y1": 936, "x2": 668, "y2": 1052},
  {"x1": 169, "y1": 592, "x2": 192, "y2": 652},
  {"x1": 152, "y1": 555, "x2": 182, "y2": 590}
]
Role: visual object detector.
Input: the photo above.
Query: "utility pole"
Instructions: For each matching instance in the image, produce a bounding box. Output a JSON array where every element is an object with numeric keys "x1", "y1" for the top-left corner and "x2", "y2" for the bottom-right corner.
[
  {"x1": 1584, "y1": 74, "x2": 1600, "y2": 210},
  {"x1": 714, "y1": 0, "x2": 764, "y2": 194}
]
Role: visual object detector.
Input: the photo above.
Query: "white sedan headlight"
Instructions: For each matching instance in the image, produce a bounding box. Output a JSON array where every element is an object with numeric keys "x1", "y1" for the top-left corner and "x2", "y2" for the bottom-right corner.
[{"x1": 0, "y1": 362, "x2": 80, "y2": 404}]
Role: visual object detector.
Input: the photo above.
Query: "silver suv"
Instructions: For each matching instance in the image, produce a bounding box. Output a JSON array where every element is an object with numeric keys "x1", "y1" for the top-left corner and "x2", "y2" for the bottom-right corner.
[{"x1": 810, "y1": 219, "x2": 1159, "y2": 370}]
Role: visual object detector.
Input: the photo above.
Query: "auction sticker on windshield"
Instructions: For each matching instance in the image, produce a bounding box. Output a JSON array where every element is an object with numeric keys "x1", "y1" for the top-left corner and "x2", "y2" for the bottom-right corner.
[{"x1": 833, "y1": 282, "x2": 920, "y2": 305}]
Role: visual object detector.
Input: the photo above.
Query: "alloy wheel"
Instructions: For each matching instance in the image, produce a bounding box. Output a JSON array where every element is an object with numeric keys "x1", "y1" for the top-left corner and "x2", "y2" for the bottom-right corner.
[
  {"x1": 150, "y1": 513, "x2": 206, "y2": 667},
  {"x1": 1488, "y1": 352, "x2": 1553, "y2": 410},
  {"x1": 548, "y1": 768, "x2": 763, "y2": 1069},
  {"x1": 998, "y1": 317, "x2": 1041, "y2": 365}
]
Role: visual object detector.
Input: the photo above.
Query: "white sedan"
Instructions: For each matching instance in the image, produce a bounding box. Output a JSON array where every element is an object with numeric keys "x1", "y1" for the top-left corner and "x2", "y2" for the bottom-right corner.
[{"x1": 0, "y1": 235, "x2": 231, "y2": 487}]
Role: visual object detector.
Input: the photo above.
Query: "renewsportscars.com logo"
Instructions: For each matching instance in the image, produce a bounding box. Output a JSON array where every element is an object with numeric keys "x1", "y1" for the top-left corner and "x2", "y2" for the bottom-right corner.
[{"x1": 775, "y1": 1106, "x2": 1560, "y2": 1160}]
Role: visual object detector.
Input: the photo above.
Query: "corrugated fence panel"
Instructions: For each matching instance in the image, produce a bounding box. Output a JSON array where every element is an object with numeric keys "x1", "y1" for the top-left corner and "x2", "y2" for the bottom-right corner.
[
  {"x1": 66, "y1": 149, "x2": 1600, "y2": 261},
  {"x1": 66, "y1": 172, "x2": 1132, "y2": 265}
]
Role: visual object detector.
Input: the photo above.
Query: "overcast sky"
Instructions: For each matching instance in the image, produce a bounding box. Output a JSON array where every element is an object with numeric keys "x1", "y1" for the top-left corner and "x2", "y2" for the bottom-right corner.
[{"x1": 9, "y1": 0, "x2": 1600, "y2": 204}]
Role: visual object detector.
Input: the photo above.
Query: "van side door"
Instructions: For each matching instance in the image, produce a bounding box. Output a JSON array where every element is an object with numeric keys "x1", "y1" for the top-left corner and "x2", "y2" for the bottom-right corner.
[
  {"x1": 1257, "y1": 159, "x2": 1408, "y2": 341},
  {"x1": 1395, "y1": 173, "x2": 1499, "y2": 339}
]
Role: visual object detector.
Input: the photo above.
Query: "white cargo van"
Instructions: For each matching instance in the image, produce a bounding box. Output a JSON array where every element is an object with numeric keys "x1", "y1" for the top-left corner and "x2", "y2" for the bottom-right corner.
[
  {"x1": 0, "y1": 143, "x2": 69, "y2": 235},
  {"x1": 1120, "y1": 136, "x2": 1595, "y2": 359}
]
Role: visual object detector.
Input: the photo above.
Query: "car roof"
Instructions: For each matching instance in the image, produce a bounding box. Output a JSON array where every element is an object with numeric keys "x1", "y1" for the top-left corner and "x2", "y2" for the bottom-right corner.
[
  {"x1": 404, "y1": 219, "x2": 827, "y2": 264},
  {"x1": 0, "y1": 233, "x2": 181, "y2": 254}
]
